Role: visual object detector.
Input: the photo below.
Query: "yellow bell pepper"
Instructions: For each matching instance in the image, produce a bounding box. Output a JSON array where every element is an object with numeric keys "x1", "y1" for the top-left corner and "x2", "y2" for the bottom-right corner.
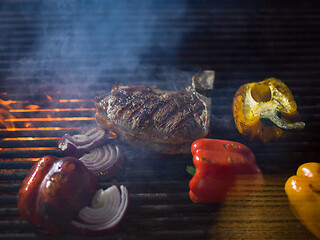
[
  {"x1": 232, "y1": 78, "x2": 305, "y2": 143},
  {"x1": 285, "y1": 162, "x2": 320, "y2": 239}
]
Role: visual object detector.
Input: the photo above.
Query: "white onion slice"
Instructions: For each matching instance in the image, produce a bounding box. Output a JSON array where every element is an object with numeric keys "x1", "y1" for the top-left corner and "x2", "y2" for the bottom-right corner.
[
  {"x1": 79, "y1": 144, "x2": 124, "y2": 180},
  {"x1": 70, "y1": 185, "x2": 128, "y2": 236},
  {"x1": 58, "y1": 126, "x2": 107, "y2": 157}
]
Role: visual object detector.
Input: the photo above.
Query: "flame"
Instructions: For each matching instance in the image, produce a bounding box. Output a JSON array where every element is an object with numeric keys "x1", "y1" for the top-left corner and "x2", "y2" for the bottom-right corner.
[
  {"x1": 0, "y1": 99, "x2": 28, "y2": 106},
  {"x1": 0, "y1": 99, "x2": 16, "y2": 129},
  {"x1": 9, "y1": 107, "x2": 95, "y2": 113},
  {"x1": 1, "y1": 158, "x2": 39, "y2": 162},
  {"x1": 0, "y1": 108, "x2": 16, "y2": 129},
  {"x1": 59, "y1": 99, "x2": 89, "y2": 103},
  {"x1": 0, "y1": 127, "x2": 81, "y2": 131},
  {"x1": 2, "y1": 137, "x2": 59, "y2": 141},
  {"x1": 0, "y1": 97, "x2": 103, "y2": 166},
  {"x1": 0, "y1": 147, "x2": 57, "y2": 151},
  {"x1": 4, "y1": 117, "x2": 95, "y2": 122}
]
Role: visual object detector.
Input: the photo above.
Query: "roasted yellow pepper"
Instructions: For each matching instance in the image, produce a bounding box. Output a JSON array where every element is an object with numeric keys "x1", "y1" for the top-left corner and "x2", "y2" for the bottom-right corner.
[
  {"x1": 233, "y1": 78, "x2": 305, "y2": 143},
  {"x1": 285, "y1": 162, "x2": 320, "y2": 239}
]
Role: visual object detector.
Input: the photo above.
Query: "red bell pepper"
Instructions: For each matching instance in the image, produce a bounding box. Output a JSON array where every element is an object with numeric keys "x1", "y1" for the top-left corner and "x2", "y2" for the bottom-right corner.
[
  {"x1": 17, "y1": 156, "x2": 98, "y2": 233},
  {"x1": 188, "y1": 138, "x2": 264, "y2": 203}
]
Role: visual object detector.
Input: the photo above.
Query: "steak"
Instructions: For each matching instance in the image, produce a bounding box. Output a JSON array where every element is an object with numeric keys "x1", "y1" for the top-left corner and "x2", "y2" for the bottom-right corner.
[{"x1": 94, "y1": 71, "x2": 214, "y2": 154}]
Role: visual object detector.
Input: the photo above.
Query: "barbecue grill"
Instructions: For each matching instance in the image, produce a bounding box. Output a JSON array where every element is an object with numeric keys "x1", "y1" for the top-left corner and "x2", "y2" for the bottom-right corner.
[{"x1": 1, "y1": 1, "x2": 319, "y2": 239}]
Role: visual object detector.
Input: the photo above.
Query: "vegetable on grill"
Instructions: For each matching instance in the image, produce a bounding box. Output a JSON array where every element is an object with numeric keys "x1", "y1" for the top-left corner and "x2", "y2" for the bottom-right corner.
[
  {"x1": 17, "y1": 156, "x2": 98, "y2": 234},
  {"x1": 188, "y1": 138, "x2": 264, "y2": 203},
  {"x1": 17, "y1": 155, "x2": 129, "y2": 236},
  {"x1": 79, "y1": 144, "x2": 124, "y2": 180},
  {"x1": 285, "y1": 162, "x2": 320, "y2": 239},
  {"x1": 71, "y1": 185, "x2": 129, "y2": 236},
  {"x1": 58, "y1": 126, "x2": 109, "y2": 158},
  {"x1": 58, "y1": 126, "x2": 124, "y2": 180},
  {"x1": 232, "y1": 78, "x2": 305, "y2": 143}
]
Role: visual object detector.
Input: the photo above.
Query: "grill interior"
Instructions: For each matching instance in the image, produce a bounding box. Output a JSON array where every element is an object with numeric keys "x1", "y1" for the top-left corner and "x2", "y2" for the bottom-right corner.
[{"x1": 1, "y1": 1, "x2": 320, "y2": 239}]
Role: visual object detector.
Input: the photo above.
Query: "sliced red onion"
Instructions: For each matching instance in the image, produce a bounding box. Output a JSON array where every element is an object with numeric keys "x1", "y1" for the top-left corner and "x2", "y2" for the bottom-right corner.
[
  {"x1": 58, "y1": 126, "x2": 107, "y2": 157},
  {"x1": 79, "y1": 144, "x2": 124, "y2": 180},
  {"x1": 70, "y1": 185, "x2": 128, "y2": 236}
]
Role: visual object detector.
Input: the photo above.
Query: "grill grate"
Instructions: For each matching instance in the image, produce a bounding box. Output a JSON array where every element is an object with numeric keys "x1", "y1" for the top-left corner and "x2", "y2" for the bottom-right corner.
[{"x1": 1, "y1": 1, "x2": 320, "y2": 239}]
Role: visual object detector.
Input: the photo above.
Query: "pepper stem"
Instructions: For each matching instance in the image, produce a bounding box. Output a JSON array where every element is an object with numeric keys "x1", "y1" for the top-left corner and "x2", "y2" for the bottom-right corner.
[
  {"x1": 187, "y1": 166, "x2": 196, "y2": 176},
  {"x1": 260, "y1": 108, "x2": 305, "y2": 130}
]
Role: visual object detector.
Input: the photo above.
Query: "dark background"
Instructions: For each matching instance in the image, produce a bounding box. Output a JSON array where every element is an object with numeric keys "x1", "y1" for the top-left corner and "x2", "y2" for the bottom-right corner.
[{"x1": 0, "y1": 0, "x2": 319, "y2": 239}]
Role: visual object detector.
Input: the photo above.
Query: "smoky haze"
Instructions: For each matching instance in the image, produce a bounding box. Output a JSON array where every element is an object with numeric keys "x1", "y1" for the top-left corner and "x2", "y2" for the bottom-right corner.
[
  {"x1": 1, "y1": 0, "x2": 235, "y2": 136},
  {"x1": 6, "y1": 1, "x2": 196, "y2": 89}
]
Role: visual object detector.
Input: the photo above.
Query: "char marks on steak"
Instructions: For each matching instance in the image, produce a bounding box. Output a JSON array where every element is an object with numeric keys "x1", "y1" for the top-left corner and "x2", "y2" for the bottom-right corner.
[{"x1": 95, "y1": 71, "x2": 214, "y2": 154}]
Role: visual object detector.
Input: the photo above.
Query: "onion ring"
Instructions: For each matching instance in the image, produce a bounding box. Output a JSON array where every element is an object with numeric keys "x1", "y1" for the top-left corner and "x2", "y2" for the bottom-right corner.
[
  {"x1": 58, "y1": 126, "x2": 107, "y2": 157},
  {"x1": 79, "y1": 145, "x2": 124, "y2": 180},
  {"x1": 70, "y1": 185, "x2": 128, "y2": 236}
]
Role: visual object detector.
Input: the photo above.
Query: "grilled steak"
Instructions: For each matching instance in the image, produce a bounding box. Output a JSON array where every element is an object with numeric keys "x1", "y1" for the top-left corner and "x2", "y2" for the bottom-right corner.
[{"x1": 94, "y1": 71, "x2": 214, "y2": 154}]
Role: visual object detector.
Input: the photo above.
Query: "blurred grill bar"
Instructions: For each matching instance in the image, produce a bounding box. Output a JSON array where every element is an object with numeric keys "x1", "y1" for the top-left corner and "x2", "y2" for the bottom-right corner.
[{"x1": 1, "y1": 1, "x2": 320, "y2": 240}]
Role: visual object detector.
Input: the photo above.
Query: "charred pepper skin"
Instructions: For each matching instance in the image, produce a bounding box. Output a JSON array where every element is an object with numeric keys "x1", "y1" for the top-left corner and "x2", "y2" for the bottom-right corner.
[
  {"x1": 233, "y1": 78, "x2": 305, "y2": 143},
  {"x1": 188, "y1": 138, "x2": 264, "y2": 204},
  {"x1": 17, "y1": 156, "x2": 98, "y2": 234},
  {"x1": 285, "y1": 162, "x2": 320, "y2": 239}
]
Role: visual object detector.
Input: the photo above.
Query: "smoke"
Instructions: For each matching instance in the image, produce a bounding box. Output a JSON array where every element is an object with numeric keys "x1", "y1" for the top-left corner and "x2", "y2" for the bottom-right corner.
[
  {"x1": 0, "y1": 0, "x2": 239, "y2": 147},
  {"x1": 2, "y1": 1, "x2": 236, "y2": 133},
  {"x1": 7, "y1": 0, "x2": 193, "y2": 88}
]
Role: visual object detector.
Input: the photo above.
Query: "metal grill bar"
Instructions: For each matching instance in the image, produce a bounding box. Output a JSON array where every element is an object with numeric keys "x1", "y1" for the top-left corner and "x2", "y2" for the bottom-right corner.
[{"x1": 1, "y1": 1, "x2": 320, "y2": 240}]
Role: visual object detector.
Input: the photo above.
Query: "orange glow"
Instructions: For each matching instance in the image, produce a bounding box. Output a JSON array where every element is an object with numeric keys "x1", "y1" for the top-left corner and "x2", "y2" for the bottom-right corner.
[
  {"x1": 24, "y1": 122, "x2": 34, "y2": 128},
  {"x1": 9, "y1": 108, "x2": 95, "y2": 113},
  {"x1": 109, "y1": 131, "x2": 117, "y2": 139},
  {"x1": 26, "y1": 158, "x2": 40, "y2": 162},
  {"x1": 0, "y1": 99, "x2": 28, "y2": 106},
  {"x1": 0, "y1": 147, "x2": 58, "y2": 151},
  {"x1": 4, "y1": 117, "x2": 95, "y2": 122},
  {"x1": 1, "y1": 97, "x2": 96, "y2": 135},
  {"x1": 46, "y1": 95, "x2": 53, "y2": 101},
  {"x1": 1, "y1": 158, "x2": 39, "y2": 162},
  {"x1": 1, "y1": 99, "x2": 16, "y2": 129},
  {"x1": 2, "y1": 137, "x2": 59, "y2": 141},
  {"x1": 0, "y1": 127, "x2": 81, "y2": 131},
  {"x1": 26, "y1": 104, "x2": 40, "y2": 110},
  {"x1": 0, "y1": 108, "x2": 16, "y2": 129},
  {"x1": 59, "y1": 99, "x2": 89, "y2": 103}
]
